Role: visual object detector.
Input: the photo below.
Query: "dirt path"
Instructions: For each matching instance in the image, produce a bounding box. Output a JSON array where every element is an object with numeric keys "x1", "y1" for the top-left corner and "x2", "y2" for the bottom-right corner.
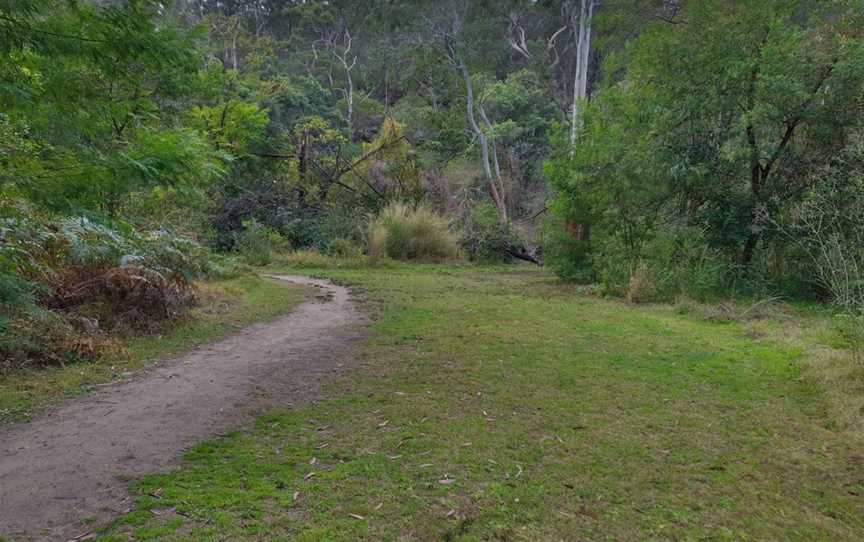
[{"x1": 0, "y1": 276, "x2": 364, "y2": 541}]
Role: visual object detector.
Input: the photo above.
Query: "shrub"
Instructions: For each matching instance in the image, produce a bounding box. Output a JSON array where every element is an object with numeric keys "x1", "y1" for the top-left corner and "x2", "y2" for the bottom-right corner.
[
  {"x1": 368, "y1": 203, "x2": 459, "y2": 262},
  {"x1": 0, "y1": 270, "x2": 38, "y2": 314},
  {"x1": 460, "y1": 203, "x2": 523, "y2": 263},
  {"x1": 47, "y1": 266, "x2": 197, "y2": 331},
  {"x1": 589, "y1": 234, "x2": 635, "y2": 297},
  {"x1": 233, "y1": 218, "x2": 289, "y2": 266},
  {"x1": 1, "y1": 308, "x2": 77, "y2": 371},
  {"x1": 0, "y1": 213, "x2": 220, "y2": 369},
  {"x1": 543, "y1": 215, "x2": 594, "y2": 282},
  {"x1": 773, "y1": 164, "x2": 864, "y2": 314},
  {"x1": 559, "y1": 222, "x2": 744, "y2": 301},
  {"x1": 648, "y1": 227, "x2": 735, "y2": 301},
  {"x1": 627, "y1": 261, "x2": 656, "y2": 303},
  {"x1": 139, "y1": 230, "x2": 223, "y2": 280},
  {"x1": 325, "y1": 237, "x2": 364, "y2": 258},
  {"x1": 58, "y1": 217, "x2": 135, "y2": 269}
]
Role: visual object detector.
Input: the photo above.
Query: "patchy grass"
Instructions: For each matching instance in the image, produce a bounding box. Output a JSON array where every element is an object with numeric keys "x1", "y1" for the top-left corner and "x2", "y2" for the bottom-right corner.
[
  {"x1": 272, "y1": 249, "x2": 388, "y2": 270},
  {"x1": 0, "y1": 275, "x2": 308, "y2": 423},
  {"x1": 103, "y1": 266, "x2": 864, "y2": 541}
]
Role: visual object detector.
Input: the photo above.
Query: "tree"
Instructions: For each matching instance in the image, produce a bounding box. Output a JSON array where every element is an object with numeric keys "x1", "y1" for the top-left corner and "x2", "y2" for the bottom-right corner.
[
  {"x1": 1, "y1": 0, "x2": 220, "y2": 216},
  {"x1": 569, "y1": 0, "x2": 597, "y2": 146},
  {"x1": 549, "y1": 0, "x2": 864, "y2": 283}
]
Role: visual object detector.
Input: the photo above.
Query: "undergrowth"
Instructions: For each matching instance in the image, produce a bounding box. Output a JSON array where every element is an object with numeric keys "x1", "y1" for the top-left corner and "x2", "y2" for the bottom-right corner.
[{"x1": 0, "y1": 210, "x2": 235, "y2": 371}]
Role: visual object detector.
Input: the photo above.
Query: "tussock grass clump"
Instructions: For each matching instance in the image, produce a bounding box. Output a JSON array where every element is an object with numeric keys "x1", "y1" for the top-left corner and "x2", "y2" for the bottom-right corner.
[
  {"x1": 627, "y1": 261, "x2": 656, "y2": 303},
  {"x1": 368, "y1": 203, "x2": 459, "y2": 262}
]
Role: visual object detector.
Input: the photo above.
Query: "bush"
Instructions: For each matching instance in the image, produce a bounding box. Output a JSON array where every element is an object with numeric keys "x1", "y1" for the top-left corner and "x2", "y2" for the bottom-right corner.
[
  {"x1": 543, "y1": 215, "x2": 594, "y2": 282},
  {"x1": 460, "y1": 203, "x2": 523, "y2": 263},
  {"x1": 368, "y1": 203, "x2": 459, "y2": 262},
  {"x1": 774, "y1": 163, "x2": 864, "y2": 313},
  {"x1": 627, "y1": 261, "x2": 656, "y2": 303},
  {"x1": 325, "y1": 237, "x2": 364, "y2": 258},
  {"x1": 1, "y1": 308, "x2": 77, "y2": 371},
  {"x1": 233, "y1": 218, "x2": 289, "y2": 266},
  {"x1": 648, "y1": 227, "x2": 735, "y2": 301},
  {"x1": 551, "y1": 221, "x2": 744, "y2": 301},
  {"x1": 0, "y1": 270, "x2": 38, "y2": 314},
  {"x1": 139, "y1": 230, "x2": 224, "y2": 280},
  {"x1": 47, "y1": 266, "x2": 197, "y2": 331},
  {"x1": 0, "y1": 212, "x2": 221, "y2": 369},
  {"x1": 585, "y1": 233, "x2": 634, "y2": 297}
]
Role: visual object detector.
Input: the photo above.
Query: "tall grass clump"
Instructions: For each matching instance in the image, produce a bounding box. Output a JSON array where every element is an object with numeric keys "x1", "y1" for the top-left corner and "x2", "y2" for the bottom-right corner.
[{"x1": 368, "y1": 203, "x2": 459, "y2": 262}]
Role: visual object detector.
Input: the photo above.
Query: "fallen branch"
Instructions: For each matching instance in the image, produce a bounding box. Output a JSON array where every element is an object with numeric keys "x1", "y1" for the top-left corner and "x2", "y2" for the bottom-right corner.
[{"x1": 506, "y1": 248, "x2": 543, "y2": 266}]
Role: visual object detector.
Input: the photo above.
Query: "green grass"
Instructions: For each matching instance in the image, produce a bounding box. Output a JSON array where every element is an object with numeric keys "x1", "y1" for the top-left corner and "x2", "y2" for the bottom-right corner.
[
  {"x1": 0, "y1": 275, "x2": 309, "y2": 423},
  {"x1": 101, "y1": 266, "x2": 864, "y2": 541}
]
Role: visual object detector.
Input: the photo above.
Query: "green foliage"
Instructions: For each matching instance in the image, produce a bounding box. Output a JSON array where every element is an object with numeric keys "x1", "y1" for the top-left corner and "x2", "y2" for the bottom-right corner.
[
  {"x1": 0, "y1": 212, "x2": 224, "y2": 369},
  {"x1": 546, "y1": 86, "x2": 668, "y2": 282},
  {"x1": 368, "y1": 203, "x2": 459, "y2": 262},
  {"x1": 6, "y1": 0, "x2": 864, "y2": 373},
  {"x1": 460, "y1": 203, "x2": 522, "y2": 263},
  {"x1": 325, "y1": 238, "x2": 364, "y2": 259},
  {"x1": 189, "y1": 100, "x2": 269, "y2": 153},
  {"x1": 0, "y1": 270, "x2": 36, "y2": 313},
  {"x1": 548, "y1": 0, "x2": 864, "y2": 300},
  {"x1": 352, "y1": 117, "x2": 425, "y2": 205},
  {"x1": 777, "y1": 133, "x2": 864, "y2": 311},
  {"x1": 0, "y1": 0, "x2": 221, "y2": 217},
  {"x1": 233, "y1": 218, "x2": 289, "y2": 266},
  {"x1": 542, "y1": 207, "x2": 594, "y2": 283}
]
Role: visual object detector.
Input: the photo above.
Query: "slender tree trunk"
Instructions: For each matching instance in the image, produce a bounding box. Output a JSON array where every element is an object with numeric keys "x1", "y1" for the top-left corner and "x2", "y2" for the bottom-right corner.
[
  {"x1": 570, "y1": 0, "x2": 595, "y2": 147},
  {"x1": 298, "y1": 127, "x2": 310, "y2": 185},
  {"x1": 478, "y1": 104, "x2": 508, "y2": 219},
  {"x1": 459, "y1": 60, "x2": 508, "y2": 223},
  {"x1": 564, "y1": 0, "x2": 596, "y2": 241},
  {"x1": 345, "y1": 68, "x2": 354, "y2": 139},
  {"x1": 231, "y1": 32, "x2": 238, "y2": 71},
  {"x1": 333, "y1": 31, "x2": 356, "y2": 141}
]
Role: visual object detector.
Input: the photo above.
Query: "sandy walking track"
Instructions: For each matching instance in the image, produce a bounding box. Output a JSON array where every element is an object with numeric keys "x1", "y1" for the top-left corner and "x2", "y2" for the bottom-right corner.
[{"x1": 0, "y1": 276, "x2": 364, "y2": 541}]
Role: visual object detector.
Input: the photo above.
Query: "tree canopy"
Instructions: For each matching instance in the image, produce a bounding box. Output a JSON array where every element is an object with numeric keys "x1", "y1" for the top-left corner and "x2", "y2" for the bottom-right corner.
[{"x1": 3, "y1": 0, "x2": 864, "y2": 302}]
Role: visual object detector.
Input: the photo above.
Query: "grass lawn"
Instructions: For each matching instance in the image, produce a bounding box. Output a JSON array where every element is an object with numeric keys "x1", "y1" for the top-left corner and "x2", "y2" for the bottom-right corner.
[
  {"x1": 0, "y1": 275, "x2": 309, "y2": 423},
  {"x1": 102, "y1": 265, "x2": 864, "y2": 541}
]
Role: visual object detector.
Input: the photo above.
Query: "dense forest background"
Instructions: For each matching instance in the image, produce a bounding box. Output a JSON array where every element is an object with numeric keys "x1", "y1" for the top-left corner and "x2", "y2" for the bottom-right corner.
[{"x1": 2, "y1": 0, "x2": 864, "y2": 366}]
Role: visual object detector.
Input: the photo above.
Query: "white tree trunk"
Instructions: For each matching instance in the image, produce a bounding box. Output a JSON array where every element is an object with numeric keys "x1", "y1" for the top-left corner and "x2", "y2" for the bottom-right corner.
[
  {"x1": 459, "y1": 61, "x2": 508, "y2": 223},
  {"x1": 570, "y1": 0, "x2": 595, "y2": 147},
  {"x1": 344, "y1": 68, "x2": 354, "y2": 138},
  {"x1": 479, "y1": 104, "x2": 508, "y2": 218},
  {"x1": 333, "y1": 30, "x2": 357, "y2": 141}
]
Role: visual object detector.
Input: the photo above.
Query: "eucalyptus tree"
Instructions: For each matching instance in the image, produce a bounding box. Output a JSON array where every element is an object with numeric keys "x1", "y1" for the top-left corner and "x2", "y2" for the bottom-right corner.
[{"x1": 547, "y1": 0, "x2": 864, "y2": 286}]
